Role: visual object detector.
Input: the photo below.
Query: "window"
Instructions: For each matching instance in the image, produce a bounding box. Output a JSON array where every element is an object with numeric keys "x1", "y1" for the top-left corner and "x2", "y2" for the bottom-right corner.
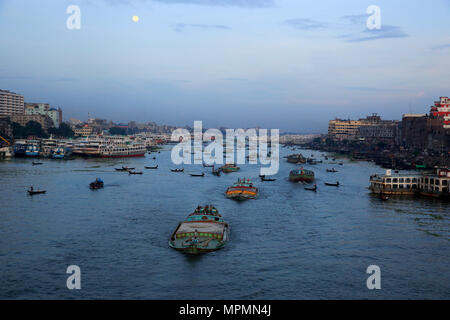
[
  {"x1": 393, "y1": 178, "x2": 398, "y2": 183},
  {"x1": 393, "y1": 184, "x2": 398, "y2": 189}
]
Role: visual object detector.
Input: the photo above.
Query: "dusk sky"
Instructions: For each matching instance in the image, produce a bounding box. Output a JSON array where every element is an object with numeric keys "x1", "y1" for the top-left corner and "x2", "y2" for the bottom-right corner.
[{"x1": 1, "y1": 0, "x2": 449, "y2": 132}]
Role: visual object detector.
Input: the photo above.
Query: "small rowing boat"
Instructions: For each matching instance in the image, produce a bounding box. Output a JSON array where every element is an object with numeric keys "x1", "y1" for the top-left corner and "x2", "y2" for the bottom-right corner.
[
  {"x1": 32, "y1": 161, "x2": 43, "y2": 165},
  {"x1": 27, "y1": 188, "x2": 46, "y2": 195},
  {"x1": 305, "y1": 184, "x2": 317, "y2": 192},
  {"x1": 115, "y1": 166, "x2": 135, "y2": 172},
  {"x1": 145, "y1": 165, "x2": 158, "y2": 169},
  {"x1": 129, "y1": 171, "x2": 143, "y2": 175},
  {"x1": 190, "y1": 173, "x2": 205, "y2": 177},
  {"x1": 324, "y1": 181, "x2": 340, "y2": 187},
  {"x1": 89, "y1": 178, "x2": 104, "y2": 190},
  {"x1": 261, "y1": 176, "x2": 276, "y2": 182},
  {"x1": 326, "y1": 168, "x2": 338, "y2": 173},
  {"x1": 171, "y1": 168, "x2": 184, "y2": 172}
]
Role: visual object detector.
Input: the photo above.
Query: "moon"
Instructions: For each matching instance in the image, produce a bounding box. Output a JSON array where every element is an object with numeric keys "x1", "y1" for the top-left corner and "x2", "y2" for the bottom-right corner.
[{"x1": 132, "y1": 16, "x2": 139, "y2": 23}]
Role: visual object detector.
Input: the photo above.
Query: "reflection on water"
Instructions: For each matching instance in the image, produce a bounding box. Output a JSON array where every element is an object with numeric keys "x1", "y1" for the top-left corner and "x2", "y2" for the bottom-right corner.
[{"x1": 0, "y1": 147, "x2": 449, "y2": 299}]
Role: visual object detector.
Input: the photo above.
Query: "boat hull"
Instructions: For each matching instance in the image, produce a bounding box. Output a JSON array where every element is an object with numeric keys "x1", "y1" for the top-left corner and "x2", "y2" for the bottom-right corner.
[
  {"x1": 169, "y1": 227, "x2": 230, "y2": 254},
  {"x1": 100, "y1": 153, "x2": 145, "y2": 158}
]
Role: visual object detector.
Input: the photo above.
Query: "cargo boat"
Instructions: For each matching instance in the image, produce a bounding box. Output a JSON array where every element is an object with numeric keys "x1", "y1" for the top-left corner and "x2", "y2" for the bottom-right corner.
[
  {"x1": 220, "y1": 164, "x2": 240, "y2": 173},
  {"x1": 287, "y1": 154, "x2": 306, "y2": 164},
  {"x1": 289, "y1": 168, "x2": 315, "y2": 183},
  {"x1": 226, "y1": 178, "x2": 259, "y2": 201},
  {"x1": 169, "y1": 205, "x2": 230, "y2": 254}
]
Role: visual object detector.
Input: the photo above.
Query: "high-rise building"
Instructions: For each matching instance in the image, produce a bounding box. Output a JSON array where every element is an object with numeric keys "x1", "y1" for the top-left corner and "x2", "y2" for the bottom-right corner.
[
  {"x1": 25, "y1": 103, "x2": 62, "y2": 128},
  {"x1": 430, "y1": 96, "x2": 450, "y2": 129},
  {"x1": 0, "y1": 89, "x2": 25, "y2": 116},
  {"x1": 328, "y1": 114, "x2": 397, "y2": 141}
]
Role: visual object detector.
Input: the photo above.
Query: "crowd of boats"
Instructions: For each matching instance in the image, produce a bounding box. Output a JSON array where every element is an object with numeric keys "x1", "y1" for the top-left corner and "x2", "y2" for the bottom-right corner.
[
  {"x1": 21, "y1": 145, "x2": 450, "y2": 254},
  {"x1": 6, "y1": 135, "x2": 162, "y2": 160}
]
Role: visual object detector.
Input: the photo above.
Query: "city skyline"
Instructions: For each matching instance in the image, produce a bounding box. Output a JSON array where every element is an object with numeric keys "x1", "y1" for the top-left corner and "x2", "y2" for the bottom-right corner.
[{"x1": 1, "y1": 0, "x2": 450, "y2": 132}]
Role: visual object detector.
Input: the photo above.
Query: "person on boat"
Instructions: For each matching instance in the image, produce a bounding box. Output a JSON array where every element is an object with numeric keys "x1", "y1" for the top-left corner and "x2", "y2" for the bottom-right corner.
[{"x1": 30, "y1": 186, "x2": 33, "y2": 192}]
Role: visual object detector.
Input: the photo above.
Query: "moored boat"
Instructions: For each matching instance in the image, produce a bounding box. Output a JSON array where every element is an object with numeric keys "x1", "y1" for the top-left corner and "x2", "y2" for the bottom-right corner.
[
  {"x1": 169, "y1": 205, "x2": 230, "y2": 254},
  {"x1": 287, "y1": 154, "x2": 306, "y2": 164},
  {"x1": 289, "y1": 168, "x2": 315, "y2": 183},
  {"x1": 226, "y1": 178, "x2": 259, "y2": 200}
]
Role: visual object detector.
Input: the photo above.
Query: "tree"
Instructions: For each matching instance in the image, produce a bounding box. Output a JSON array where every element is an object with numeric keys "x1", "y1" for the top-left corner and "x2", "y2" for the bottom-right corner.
[
  {"x1": 12, "y1": 121, "x2": 48, "y2": 138},
  {"x1": 48, "y1": 123, "x2": 75, "y2": 138},
  {"x1": 109, "y1": 127, "x2": 127, "y2": 135}
]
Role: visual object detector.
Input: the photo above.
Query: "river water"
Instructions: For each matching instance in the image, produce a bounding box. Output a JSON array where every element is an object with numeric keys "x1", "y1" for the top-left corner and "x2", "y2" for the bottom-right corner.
[{"x1": 0, "y1": 146, "x2": 449, "y2": 299}]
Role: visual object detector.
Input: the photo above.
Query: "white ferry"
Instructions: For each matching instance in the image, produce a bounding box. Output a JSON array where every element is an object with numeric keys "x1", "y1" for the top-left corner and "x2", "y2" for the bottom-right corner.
[
  {"x1": 99, "y1": 141, "x2": 146, "y2": 158},
  {"x1": 369, "y1": 169, "x2": 420, "y2": 195}
]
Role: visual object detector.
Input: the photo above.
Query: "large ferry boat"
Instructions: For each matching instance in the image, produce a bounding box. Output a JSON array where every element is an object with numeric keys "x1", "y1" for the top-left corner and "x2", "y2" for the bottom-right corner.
[
  {"x1": 169, "y1": 205, "x2": 230, "y2": 254},
  {"x1": 99, "y1": 141, "x2": 146, "y2": 158},
  {"x1": 289, "y1": 168, "x2": 315, "y2": 183},
  {"x1": 369, "y1": 170, "x2": 419, "y2": 196},
  {"x1": 369, "y1": 168, "x2": 449, "y2": 199},
  {"x1": 226, "y1": 178, "x2": 259, "y2": 201}
]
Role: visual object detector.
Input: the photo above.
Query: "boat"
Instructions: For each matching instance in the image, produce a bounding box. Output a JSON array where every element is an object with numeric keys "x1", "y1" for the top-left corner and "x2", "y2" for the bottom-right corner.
[
  {"x1": 145, "y1": 165, "x2": 158, "y2": 169},
  {"x1": 326, "y1": 168, "x2": 338, "y2": 173},
  {"x1": 89, "y1": 178, "x2": 104, "y2": 190},
  {"x1": 32, "y1": 161, "x2": 43, "y2": 165},
  {"x1": 212, "y1": 168, "x2": 221, "y2": 176},
  {"x1": 27, "y1": 187, "x2": 46, "y2": 195},
  {"x1": 51, "y1": 147, "x2": 65, "y2": 159},
  {"x1": 287, "y1": 154, "x2": 307, "y2": 164},
  {"x1": 203, "y1": 163, "x2": 214, "y2": 168},
  {"x1": 289, "y1": 168, "x2": 315, "y2": 183},
  {"x1": 220, "y1": 164, "x2": 240, "y2": 173},
  {"x1": 190, "y1": 173, "x2": 205, "y2": 177},
  {"x1": 13, "y1": 141, "x2": 27, "y2": 157},
  {"x1": 169, "y1": 205, "x2": 230, "y2": 254},
  {"x1": 171, "y1": 168, "x2": 184, "y2": 172},
  {"x1": 129, "y1": 171, "x2": 143, "y2": 175},
  {"x1": 305, "y1": 184, "x2": 317, "y2": 192},
  {"x1": 261, "y1": 176, "x2": 276, "y2": 182},
  {"x1": 115, "y1": 166, "x2": 135, "y2": 171},
  {"x1": 25, "y1": 144, "x2": 40, "y2": 157},
  {"x1": 324, "y1": 181, "x2": 340, "y2": 187},
  {"x1": 225, "y1": 178, "x2": 259, "y2": 201},
  {"x1": 380, "y1": 194, "x2": 389, "y2": 201}
]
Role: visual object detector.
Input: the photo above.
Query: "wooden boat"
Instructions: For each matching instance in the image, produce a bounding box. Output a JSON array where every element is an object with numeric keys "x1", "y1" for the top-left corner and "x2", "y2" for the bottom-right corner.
[
  {"x1": 171, "y1": 168, "x2": 184, "y2": 172},
  {"x1": 212, "y1": 168, "x2": 221, "y2": 176},
  {"x1": 169, "y1": 205, "x2": 230, "y2": 255},
  {"x1": 226, "y1": 178, "x2": 258, "y2": 201},
  {"x1": 326, "y1": 168, "x2": 338, "y2": 173},
  {"x1": 203, "y1": 163, "x2": 214, "y2": 168},
  {"x1": 28, "y1": 189, "x2": 46, "y2": 195},
  {"x1": 115, "y1": 166, "x2": 134, "y2": 172},
  {"x1": 220, "y1": 164, "x2": 240, "y2": 173},
  {"x1": 380, "y1": 194, "x2": 390, "y2": 201},
  {"x1": 190, "y1": 173, "x2": 205, "y2": 177},
  {"x1": 305, "y1": 184, "x2": 317, "y2": 192},
  {"x1": 289, "y1": 168, "x2": 315, "y2": 183},
  {"x1": 32, "y1": 161, "x2": 43, "y2": 165},
  {"x1": 261, "y1": 176, "x2": 276, "y2": 182},
  {"x1": 145, "y1": 165, "x2": 158, "y2": 169},
  {"x1": 129, "y1": 171, "x2": 143, "y2": 175},
  {"x1": 89, "y1": 178, "x2": 104, "y2": 190},
  {"x1": 324, "y1": 181, "x2": 340, "y2": 187}
]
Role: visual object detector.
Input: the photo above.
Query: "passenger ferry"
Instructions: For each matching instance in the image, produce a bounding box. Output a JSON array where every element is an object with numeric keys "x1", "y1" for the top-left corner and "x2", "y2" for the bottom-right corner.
[
  {"x1": 369, "y1": 170, "x2": 420, "y2": 195},
  {"x1": 169, "y1": 205, "x2": 230, "y2": 254},
  {"x1": 51, "y1": 147, "x2": 65, "y2": 159},
  {"x1": 418, "y1": 168, "x2": 450, "y2": 199},
  {"x1": 99, "y1": 141, "x2": 146, "y2": 158}
]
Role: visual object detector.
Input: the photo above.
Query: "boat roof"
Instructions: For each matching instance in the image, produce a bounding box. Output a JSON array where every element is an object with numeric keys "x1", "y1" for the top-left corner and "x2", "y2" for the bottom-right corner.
[{"x1": 177, "y1": 221, "x2": 224, "y2": 235}]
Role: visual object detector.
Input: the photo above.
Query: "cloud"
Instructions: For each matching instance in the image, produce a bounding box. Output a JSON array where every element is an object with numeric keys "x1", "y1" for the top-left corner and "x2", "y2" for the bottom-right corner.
[
  {"x1": 283, "y1": 18, "x2": 327, "y2": 31},
  {"x1": 172, "y1": 23, "x2": 231, "y2": 32},
  {"x1": 154, "y1": 0, "x2": 275, "y2": 7},
  {"x1": 432, "y1": 43, "x2": 450, "y2": 50},
  {"x1": 341, "y1": 25, "x2": 408, "y2": 42},
  {"x1": 340, "y1": 14, "x2": 370, "y2": 25}
]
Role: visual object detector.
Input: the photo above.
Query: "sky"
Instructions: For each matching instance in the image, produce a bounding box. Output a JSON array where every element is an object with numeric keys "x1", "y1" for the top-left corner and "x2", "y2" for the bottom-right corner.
[{"x1": 0, "y1": 0, "x2": 449, "y2": 133}]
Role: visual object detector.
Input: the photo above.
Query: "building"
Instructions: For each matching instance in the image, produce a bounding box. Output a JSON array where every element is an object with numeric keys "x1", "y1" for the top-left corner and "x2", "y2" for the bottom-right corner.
[
  {"x1": 25, "y1": 103, "x2": 62, "y2": 128},
  {"x1": 0, "y1": 89, "x2": 24, "y2": 116},
  {"x1": 328, "y1": 114, "x2": 397, "y2": 141},
  {"x1": 0, "y1": 116, "x2": 13, "y2": 138},
  {"x1": 429, "y1": 96, "x2": 450, "y2": 129},
  {"x1": 10, "y1": 114, "x2": 54, "y2": 131},
  {"x1": 402, "y1": 112, "x2": 449, "y2": 154},
  {"x1": 74, "y1": 124, "x2": 94, "y2": 137}
]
